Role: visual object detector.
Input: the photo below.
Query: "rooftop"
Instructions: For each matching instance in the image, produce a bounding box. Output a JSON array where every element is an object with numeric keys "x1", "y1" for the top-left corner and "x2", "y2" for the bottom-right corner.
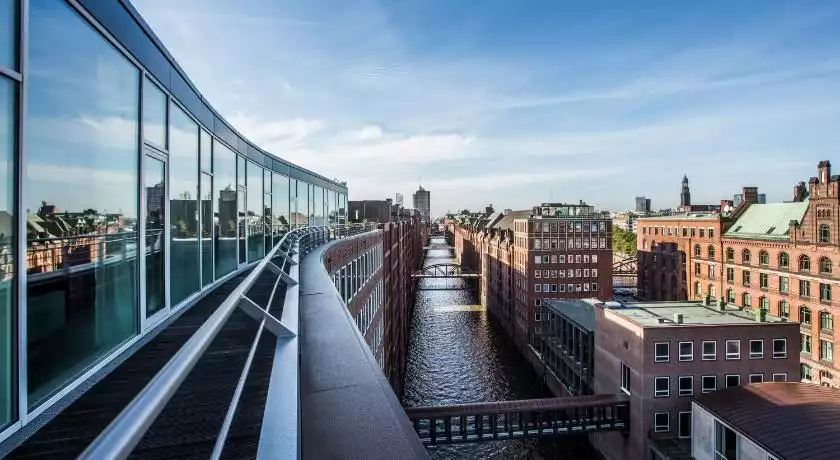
[
  {"x1": 637, "y1": 213, "x2": 720, "y2": 220},
  {"x1": 695, "y1": 383, "x2": 840, "y2": 460},
  {"x1": 606, "y1": 300, "x2": 788, "y2": 327},
  {"x1": 724, "y1": 200, "x2": 809, "y2": 240},
  {"x1": 543, "y1": 299, "x2": 596, "y2": 331}
]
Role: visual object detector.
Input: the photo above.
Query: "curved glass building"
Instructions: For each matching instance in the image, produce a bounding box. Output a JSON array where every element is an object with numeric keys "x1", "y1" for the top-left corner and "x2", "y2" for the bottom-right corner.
[{"x1": 0, "y1": 0, "x2": 347, "y2": 441}]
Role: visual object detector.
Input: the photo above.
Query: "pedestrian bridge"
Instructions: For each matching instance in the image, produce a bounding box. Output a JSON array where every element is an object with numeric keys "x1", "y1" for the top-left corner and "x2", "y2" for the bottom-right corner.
[
  {"x1": 404, "y1": 394, "x2": 629, "y2": 445},
  {"x1": 412, "y1": 263, "x2": 480, "y2": 279}
]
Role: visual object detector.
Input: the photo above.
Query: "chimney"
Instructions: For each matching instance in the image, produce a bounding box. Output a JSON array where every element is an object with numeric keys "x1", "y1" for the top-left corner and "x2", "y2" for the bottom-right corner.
[
  {"x1": 793, "y1": 182, "x2": 807, "y2": 202},
  {"x1": 673, "y1": 313, "x2": 684, "y2": 324},
  {"x1": 818, "y1": 160, "x2": 832, "y2": 184},
  {"x1": 742, "y1": 187, "x2": 759, "y2": 205}
]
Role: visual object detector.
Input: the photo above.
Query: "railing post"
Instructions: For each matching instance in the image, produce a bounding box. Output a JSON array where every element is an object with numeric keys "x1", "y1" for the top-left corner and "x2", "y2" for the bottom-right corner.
[{"x1": 444, "y1": 417, "x2": 452, "y2": 443}]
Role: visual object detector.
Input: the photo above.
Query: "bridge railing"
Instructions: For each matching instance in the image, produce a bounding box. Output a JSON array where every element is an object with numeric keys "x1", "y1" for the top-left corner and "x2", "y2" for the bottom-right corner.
[
  {"x1": 404, "y1": 395, "x2": 629, "y2": 445},
  {"x1": 79, "y1": 223, "x2": 376, "y2": 460}
]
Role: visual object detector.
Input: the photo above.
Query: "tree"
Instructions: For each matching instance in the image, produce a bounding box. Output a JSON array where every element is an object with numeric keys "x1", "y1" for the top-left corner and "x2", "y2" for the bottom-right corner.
[{"x1": 613, "y1": 227, "x2": 638, "y2": 257}]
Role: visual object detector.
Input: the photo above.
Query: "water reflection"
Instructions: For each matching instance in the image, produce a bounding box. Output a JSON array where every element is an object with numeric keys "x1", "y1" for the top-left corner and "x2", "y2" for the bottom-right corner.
[{"x1": 403, "y1": 237, "x2": 597, "y2": 459}]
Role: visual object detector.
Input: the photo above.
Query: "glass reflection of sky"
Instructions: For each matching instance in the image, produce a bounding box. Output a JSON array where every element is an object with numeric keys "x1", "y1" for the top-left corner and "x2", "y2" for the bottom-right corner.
[
  {"x1": 1, "y1": 0, "x2": 16, "y2": 70},
  {"x1": 26, "y1": 0, "x2": 139, "y2": 218},
  {"x1": 0, "y1": 75, "x2": 14, "y2": 430}
]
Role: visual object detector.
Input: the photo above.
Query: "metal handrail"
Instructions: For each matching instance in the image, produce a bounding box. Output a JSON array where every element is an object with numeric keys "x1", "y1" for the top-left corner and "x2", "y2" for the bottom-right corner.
[{"x1": 80, "y1": 222, "x2": 376, "y2": 460}]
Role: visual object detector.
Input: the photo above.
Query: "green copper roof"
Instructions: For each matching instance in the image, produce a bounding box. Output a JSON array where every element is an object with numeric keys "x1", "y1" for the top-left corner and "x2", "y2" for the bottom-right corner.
[{"x1": 724, "y1": 200, "x2": 809, "y2": 240}]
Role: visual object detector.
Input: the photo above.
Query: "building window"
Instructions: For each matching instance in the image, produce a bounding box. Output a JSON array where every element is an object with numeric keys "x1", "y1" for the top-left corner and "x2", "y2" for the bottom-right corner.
[
  {"x1": 750, "y1": 340, "x2": 763, "y2": 359},
  {"x1": 700, "y1": 229, "x2": 706, "y2": 238},
  {"x1": 534, "y1": 255, "x2": 541, "y2": 264},
  {"x1": 701, "y1": 375, "x2": 717, "y2": 393},
  {"x1": 535, "y1": 284, "x2": 541, "y2": 292},
  {"x1": 535, "y1": 298, "x2": 542, "y2": 307},
  {"x1": 726, "y1": 268, "x2": 734, "y2": 283},
  {"x1": 694, "y1": 281, "x2": 701, "y2": 296},
  {"x1": 821, "y1": 339, "x2": 834, "y2": 362},
  {"x1": 800, "y1": 255, "x2": 811, "y2": 271},
  {"x1": 759, "y1": 250, "x2": 769, "y2": 266},
  {"x1": 678, "y1": 412, "x2": 692, "y2": 439},
  {"x1": 726, "y1": 289, "x2": 735, "y2": 303},
  {"x1": 558, "y1": 284, "x2": 566, "y2": 292},
  {"x1": 725, "y1": 374, "x2": 741, "y2": 388},
  {"x1": 535, "y1": 271, "x2": 541, "y2": 279},
  {"x1": 801, "y1": 363, "x2": 813, "y2": 382},
  {"x1": 742, "y1": 270, "x2": 751, "y2": 286},
  {"x1": 694, "y1": 244, "x2": 701, "y2": 257},
  {"x1": 802, "y1": 333, "x2": 813, "y2": 355},
  {"x1": 779, "y1": 252, "x2": 790, "y2": 269},
  {"x1": 820, "y1": 283, "x2": 832, "y2": 303},
  {"x1": 725, "y1": 248, "x2": 734, "y2": 262},
  {"x1": 543, "y1": 283, "x2": 549, "y2": 292},
  {"x1": 551, "y1": 284, "x2": 557, "y2": 292},
  {"x1": 592, "y1": 254, "x2": 598, "y2": 263},
  {"x1": 759, "y1": 273, "x2": 768, "y2": 289},
  {"x1": 820, "y1": 257, "x2": 833, "y2": 274},
  {"x1": 709, "y1": 228, "x2": 715, "y2": 238},
  {"x1": 779, "y1": 276, "x2": 789, "y2": 294},
  {"x1": 653, "y1": 412, "x2": 670, "y2": 433},
  {"x1": 772, "y1": 373, "x2": 788, "y2": 382},
  {"x1": 778, "y1": 300, "x2": 790, "y2": 319},
  {"x1": 702, "y1": 341, "x2": 716, "y2": 360},
  {"x1": 678, "y1": 376, "x2": 693, "y2": 396},
  {"x1": 683, "y1": 228, "x2": 688, "y2": 237},
  {"x1": 773, "y1": 338, "x2": 787, "y2": 358},
  {"x1": 679, "y1": 342, "x2": 693, "y2": 361},
  {"x1": 760, "y1": 296, "x2": 769, "y2": 311},
  {"x1": 691, "y1": 228, "x2": 696, "y2": 237},
  {"x1": 742, "y1": 249, "x2": 751, "y2": 264},
  {"x1": 800, "y1": 306, "x2": 812, "y2": 325},
  {"x1": 592, "y1": 282, "x2": 598, "y2": 291},
  {"x1": 742, "y1": 292, "x2": 751, "y2": 308},
  {"x1": 592, "y1": 268, "x2": 598, "y2": 277},
  {"x1": 800, "y1": 280, "x2": 811, "y2": 298},
  {"x1": 820, "y1": 224, "x2": 830, "y2": 243},
  {"x1": 654, "y1": 342, "x2": 669, "y2": 362},
  {"x1": 620, "y1": 362, "x2": 631, "y2": 394},
  {"x1": 654, "y1": 377, "x2": 670, "y2": 398},
  {"x1": 725, "y1": 340, "x2": 740, "y2": 360},
  {"x1": 708, "y1": 246, "x2": 715, "y2": 259},
  {"x1": 821, "y1": 312, "x2": 834, "y2": 331}
]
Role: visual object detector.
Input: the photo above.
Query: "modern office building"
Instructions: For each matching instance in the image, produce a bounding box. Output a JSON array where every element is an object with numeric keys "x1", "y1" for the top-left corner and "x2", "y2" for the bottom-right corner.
[
  {"x1": 395, "y1": 192, "x2": 404, "y2": 208},
  {"x1": 635, "y1": 196, "x2": 652, "y2": 214},
  {"x1": 538, "y1": 299, "x2": 597, "y2": 396},
  {"x1": 412, "y1": 186, "x2": 431, "y2": 224},
  {"x1": 590, "y1": 300, "x2": 799, "y2": 460},
  {"x1": 0, "y1": 0, "x2": 354, "y2": 447}
]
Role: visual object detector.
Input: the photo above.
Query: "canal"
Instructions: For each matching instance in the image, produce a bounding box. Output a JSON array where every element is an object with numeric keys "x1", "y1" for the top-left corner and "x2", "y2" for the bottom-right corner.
[{"x1": 402, "y1": 237, "x2": 598, "y2": 459}]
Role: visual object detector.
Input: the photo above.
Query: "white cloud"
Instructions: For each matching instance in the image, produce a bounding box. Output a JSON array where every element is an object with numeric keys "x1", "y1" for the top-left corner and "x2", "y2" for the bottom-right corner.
[{"x1": 228, "y1": 114, "x2": 324, "y2": 151}]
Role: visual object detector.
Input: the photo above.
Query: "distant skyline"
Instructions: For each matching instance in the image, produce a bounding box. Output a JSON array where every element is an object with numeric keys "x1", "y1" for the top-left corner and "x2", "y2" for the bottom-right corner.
[{"x1": 134, "y1": 0, "x2": 840, "y2": 216}]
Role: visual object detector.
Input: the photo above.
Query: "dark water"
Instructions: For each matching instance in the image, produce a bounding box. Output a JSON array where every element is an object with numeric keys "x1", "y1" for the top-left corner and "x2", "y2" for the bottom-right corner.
[{"x1": 402, "y1": 237, "x2": 598, "y2": 459}]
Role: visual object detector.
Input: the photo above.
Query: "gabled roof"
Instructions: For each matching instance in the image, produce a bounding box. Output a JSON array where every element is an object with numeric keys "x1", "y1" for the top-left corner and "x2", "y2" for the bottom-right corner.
[
  {"x1": 724, "y1": 200, "x2": 808, "y2": 240},
  {"x1": 491, "y1": 210, "x2": 531, "y2": 231}
]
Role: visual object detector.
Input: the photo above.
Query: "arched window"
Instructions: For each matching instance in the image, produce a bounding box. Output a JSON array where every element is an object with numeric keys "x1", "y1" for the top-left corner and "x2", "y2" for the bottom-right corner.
[
  {"x1": 759, "y1": 296, "x2": 769, "y2": 311},
  {"x1": 759, "y1": 250, "x2": 769, "y2": 266},
  {"x1": 779, "y1": 252, "x2": 789, "y2": 269},
  {"x1": 708, "y1": 245, "x2": 715, "y2": 259},
  {"x1": 694, "y1": 281, "x2": 701, "y2": 296},
  {"x1": 778, "y1": 300, "x2": 790, "y2": 319},
  {"x1": 821, "y1": 311, "x2": 834, "y2": 331},
  {"x1": 726, "y1": 248, "x2": 734, "y2": 262},
  {"x1": 727, "y1": 289, "x2": 735, "y2": 303},
  {"x1": 800, "y1": 255, "x2": 811, "y2": 271},
  {"x1": 800, "y1": 306, "x2": 812, "y2": 325},
  {"x1": 694, "y1": 244, "x2": 701, "y2": 257},
  {"x1": 742, "y1": 249, "x2": 751, "y2": 264},
  {"x1": 742, "y1": 292, "x2": 752, "y2": 308},
  {"x1": 820, "y1": 257, "x2": 832, "y2": 274},
  {"x1": 820, "y1": 224, "x2": 830, "y2": 243}
]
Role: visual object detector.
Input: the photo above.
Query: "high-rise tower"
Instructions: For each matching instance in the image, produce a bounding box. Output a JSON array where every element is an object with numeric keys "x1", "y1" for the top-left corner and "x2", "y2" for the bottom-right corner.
[{"x1": 680, "y1": 175, "x2": 691, "y2": 207}]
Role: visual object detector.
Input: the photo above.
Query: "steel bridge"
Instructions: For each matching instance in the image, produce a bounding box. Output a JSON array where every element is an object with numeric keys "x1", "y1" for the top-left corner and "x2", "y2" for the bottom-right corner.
[
  {"x1": 412, "y1": 263, "x2": 480, "y2": 279},
  {"x1": 613, "y1": 257, "x2": 638, "y2": 289},
  {"x1": 404, "y1": 394, "x2": 629, "y2": 445}
]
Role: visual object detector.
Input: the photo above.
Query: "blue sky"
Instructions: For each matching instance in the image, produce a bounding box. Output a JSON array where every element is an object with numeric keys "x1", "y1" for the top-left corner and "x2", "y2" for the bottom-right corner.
[{"x1": 134, "y1": 0, "x2": 840, "y2": 216}]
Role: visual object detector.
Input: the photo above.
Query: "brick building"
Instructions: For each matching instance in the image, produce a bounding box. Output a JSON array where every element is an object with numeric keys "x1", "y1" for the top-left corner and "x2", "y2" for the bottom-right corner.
[
  {"x1": 637, "y1": 160, "x2": 840, "y2": 387},
  {"x1": 451, "y1": 202, "x2": 613, "y2": 348},
  {"x1": 591, "y1": 300, "x2": 800, "y2": 460}
]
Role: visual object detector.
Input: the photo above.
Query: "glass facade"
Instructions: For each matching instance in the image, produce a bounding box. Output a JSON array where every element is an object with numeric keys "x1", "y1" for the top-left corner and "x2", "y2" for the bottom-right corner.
[
  {"x1": 169, "y1": 103, "x2": 199, "y2": 306},
  {"x1": 26, "y1": 0, "x2": 140, "y2": 406},
  {"x1": 1, "y1": 0, "x2": 348, "y2": 438},
  {"x1": 1, "y1": 70, "x2": 16, "y2": 430}
]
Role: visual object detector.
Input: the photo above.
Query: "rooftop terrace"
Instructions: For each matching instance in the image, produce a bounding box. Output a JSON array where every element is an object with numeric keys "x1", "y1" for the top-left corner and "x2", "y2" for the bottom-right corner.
[
  {"x1": 543, "y1": 299, "x2": 597, "y2": 331},
  {"x1": 607, "y1": 300, "x2": 787, "y2": 327}
]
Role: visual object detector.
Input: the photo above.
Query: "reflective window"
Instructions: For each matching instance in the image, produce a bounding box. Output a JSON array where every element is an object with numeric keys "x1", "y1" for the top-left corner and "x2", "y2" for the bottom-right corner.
[
  {"x1": 237, "y1": 156, "x2": 246, "y2": 264},
  {"x1": 246, "y1": 161, "x2": 264, "y2": 262},
  {"x1": 213, "y1": 141, "x2": 237, "y2": 277},
  {"x1": 1, "y1": 76, "x2": 16, "y2": 429},
  {"x1": 263, "y1": 170, "x2": 272, "y2": 253},
  {"x1": 308, "y1": 184, "x2": 315, "y2": 225},
  {"x1": 200, "y1": 173, "x2": 213, "y2": 286},
  {"x1": 314, "y1": 186, "x2": 324, "y2": 226},
  {"x1": 169, "y1": 103, "x2": 199, "y2": 305},
  {"x1": 272, "y1": 174, "x2": 290, "y2": 245},
  {"x1": 1, "y1": 0, "x2": 17, "y2": 70},
  {"x1": 144, "y1": 155, "x2": 165, "y2": 318},
  {"x1": 295, "y1": 180, "x2": 307, "y2": 227},
  {"x1": 143, "y1": 77, "x2": 166, "y2": 148},
  {"x1": 26, "y1": 0, "x2": 140, "y2": 406},
  {"x1": 327, "y1": 189, "x2": 336, "y2": 224},
  {"x1": 200, "y1": 129, "x2": 211, "y2": 173}
]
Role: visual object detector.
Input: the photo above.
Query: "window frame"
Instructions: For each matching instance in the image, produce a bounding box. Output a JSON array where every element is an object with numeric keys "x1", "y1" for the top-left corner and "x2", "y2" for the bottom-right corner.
[
  {"x1": 654, "y1": 342, "x2": 670, "y2": 363},
  {"x1": 620, "y1": 362, "x2": 631, "y2": 395},
  {"x1": 678, "y1": 412, "x2": 692, "y2": 439},
  {"x1": 701, "y1": 375, "x2": 717, "y2": 393},
  {"x1": 772, "y1": 373, "x2": 788, "y2": 382},
  {"x1": 678, "y1": 375, "x2": 693, "y2": 397},
  {"x1": 749, "y1": 339, "x2": 764, "y2": 359},
  {"x1": 772, "y1": 338, "x2": 787, "y2": 358},
  {"x1": 749, "y1": 373, "x2": 764, "y2": 384},
  {"x1": 653, "y1": 411, "x2": 670, "y2": 433},
  {"x1": 654, "y1": 376, "x2": 670, "y2": 398},
  {"x1": 725, "y1": 374, "x2": 740, "y2": 388},
  {"x1": 678, "y1": 341, "x2": 693, "y2": 362},
  {"x1": 725, "y1": 340, "x2": 741, "y2": 360},
  {"x1": 702, "y1": 340, "x2": 716, "y2": 360}
]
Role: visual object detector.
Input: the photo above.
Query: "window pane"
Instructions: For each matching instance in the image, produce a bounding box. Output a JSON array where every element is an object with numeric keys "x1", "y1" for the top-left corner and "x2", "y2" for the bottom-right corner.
[
  {"x1": 26, "y1": 0, "x2": 139, "y2": 406},
  {"x1": 200, "y1": 173, "x2": 213, "y2": 286},
  {"x1": 0, "y1": 76, "x2": 16, "y2": 429},
  {"x1": 169, "y1": 103, "x2": 199, "y2": 305},
  {"x1": 200, "y1": 129, "x2": 211, "y2": 172},
  {"x1": 143, "y1": 77, "x2": 166, "y2": 148},
  {"x1": 308, "y1": 184, "x2": 315, "y2": 225},
  {"x1": 246, "y1": 162, "x2": 264, "y2": 262},
  {"x1": 144, "y1": 155, "x2": 165, "y2": 317},
  {"x1": 327, "y1": 189, "x2": 336, "y2": 224},
  {"x1": 213, "y1": 141, "x2": 237, "y2": 277},
  {"x1": 272, "y1": 174, "x2": 290, "y2": 244},
  {"x1": 1, "y1": 0, "x2": 17, "y2": 70}
]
